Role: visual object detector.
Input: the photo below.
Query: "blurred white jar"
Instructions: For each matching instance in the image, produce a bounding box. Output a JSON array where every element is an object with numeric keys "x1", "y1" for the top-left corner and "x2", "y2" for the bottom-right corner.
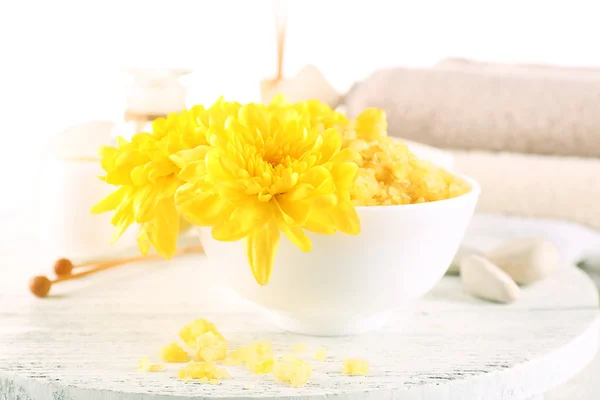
[
  {"x1": 111, "y1": 68, "x2": 191, "y2": 142},
  {"x1": 39, "y1": 121, "x2": 137, "y2": 261}
]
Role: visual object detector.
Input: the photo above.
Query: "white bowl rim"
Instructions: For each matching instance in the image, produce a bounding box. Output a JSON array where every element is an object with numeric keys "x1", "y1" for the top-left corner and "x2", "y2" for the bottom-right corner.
[{"x1": 354, "y1": 171, "x2": 481, "y2": 212}]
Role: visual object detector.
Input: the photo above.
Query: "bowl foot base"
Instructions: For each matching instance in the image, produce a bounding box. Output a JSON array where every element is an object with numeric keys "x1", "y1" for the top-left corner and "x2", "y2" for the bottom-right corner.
[{"x1": 269, "y1": 310, "x2": 391, "y2": 336}]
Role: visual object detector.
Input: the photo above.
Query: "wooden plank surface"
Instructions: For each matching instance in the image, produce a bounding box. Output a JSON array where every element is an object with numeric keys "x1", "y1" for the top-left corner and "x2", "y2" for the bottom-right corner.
[{"x1": 1, "y1": 214, "x2": 599, "y2": 399}]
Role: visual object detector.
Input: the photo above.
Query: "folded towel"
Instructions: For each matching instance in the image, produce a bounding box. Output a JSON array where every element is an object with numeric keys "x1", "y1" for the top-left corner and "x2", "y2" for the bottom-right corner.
[
  {"x1": 453, "y1": 150, "x2": 600, "y2": 230},
  {"x1": 344, "y1": 67, "x2": 600, "y2": 158}
]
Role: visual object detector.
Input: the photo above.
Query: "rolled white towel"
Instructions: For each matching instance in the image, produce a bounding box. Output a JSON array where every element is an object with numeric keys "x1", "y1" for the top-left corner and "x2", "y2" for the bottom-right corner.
[{"x1": 453, "y1": 150, "x2": 600, "y2": 230}]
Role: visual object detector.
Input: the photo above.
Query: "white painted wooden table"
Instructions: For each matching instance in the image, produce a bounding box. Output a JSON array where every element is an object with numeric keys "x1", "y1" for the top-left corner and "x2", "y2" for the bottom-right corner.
[{"x1": 0, "y1": 214, "x2": 599, "y2": 400}]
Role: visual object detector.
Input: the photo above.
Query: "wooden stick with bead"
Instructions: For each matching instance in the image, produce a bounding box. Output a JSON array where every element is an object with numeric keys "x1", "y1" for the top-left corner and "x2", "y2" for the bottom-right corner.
[
  {"x1": 54, "y1": 257, "x2": 121, "y2": 275},
  {"x1": 30, "y1": 260, "x2": 124, "y2": 298},
  {"x1": 30, "y1": 244, "x2": 204, "y2": 298}
]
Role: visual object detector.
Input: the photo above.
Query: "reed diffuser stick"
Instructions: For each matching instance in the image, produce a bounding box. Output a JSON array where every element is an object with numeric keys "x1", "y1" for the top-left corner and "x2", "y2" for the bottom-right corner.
[{"x1": 274, "y1": 0, "x2": 287, "y2": 82}]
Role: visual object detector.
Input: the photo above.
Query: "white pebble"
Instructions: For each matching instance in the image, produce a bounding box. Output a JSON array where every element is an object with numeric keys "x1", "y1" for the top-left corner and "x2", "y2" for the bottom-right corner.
[
  {"x1": 461, "y1": 255, "x2": 521, "y2": 303},
  {"x1": 447, "y1": 245, "x2": 481, "y2": 275},
  {"x1": 487, "y1": 238, "x2": 560, "y2": 285}
]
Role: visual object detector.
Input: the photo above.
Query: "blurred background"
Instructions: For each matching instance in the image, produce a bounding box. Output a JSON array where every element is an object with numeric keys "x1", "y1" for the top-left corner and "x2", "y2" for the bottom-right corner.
[{"x1": 0, "y1": 0, "x2": 599, "y2": 257}]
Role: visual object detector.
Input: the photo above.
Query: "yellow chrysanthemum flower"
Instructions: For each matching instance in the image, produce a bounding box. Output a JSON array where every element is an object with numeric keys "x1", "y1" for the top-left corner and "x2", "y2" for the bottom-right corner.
[
  {"x1": 91, "y1": 106, "x2": 210, "y2": 257},
  {"x1": 92, "y1": 96, "x2": 467, "y2": 285},
  {"x1": 172, "y1": 101, "x2": 361, "y2": 285}
]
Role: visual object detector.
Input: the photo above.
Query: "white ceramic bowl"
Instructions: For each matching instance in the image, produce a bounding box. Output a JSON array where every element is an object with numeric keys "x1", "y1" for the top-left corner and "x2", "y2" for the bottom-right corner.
[{"x1": 199, "y1": 174, "x2": 480, "y2": 336}]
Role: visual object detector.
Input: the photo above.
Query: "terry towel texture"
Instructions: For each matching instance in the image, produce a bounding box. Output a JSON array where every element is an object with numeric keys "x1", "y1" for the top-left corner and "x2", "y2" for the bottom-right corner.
[
  {"x1": 345, "y1": 67, "x2": 600, "y2": 158},
  {"x1": 453, "y1": 150, "x2": 600, "y2": 230}
]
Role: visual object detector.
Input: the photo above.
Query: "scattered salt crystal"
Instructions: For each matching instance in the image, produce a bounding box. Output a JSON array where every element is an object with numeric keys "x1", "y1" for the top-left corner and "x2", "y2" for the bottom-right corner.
[{"x1": 342, "y1": 358, "x2": 369, "y2": 375}]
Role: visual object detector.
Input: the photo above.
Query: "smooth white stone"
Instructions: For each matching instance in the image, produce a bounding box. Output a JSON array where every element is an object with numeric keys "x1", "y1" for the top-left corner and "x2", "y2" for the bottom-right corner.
[
  {"x1": 447, "y1": 245, "x2": 482, "y2": 275},
  {"x1": 487, "y1": 238, "x2": 560, "y2": 285},
  {"x1": 461, "y1": 254, "x2": 521, "y2": 303}
]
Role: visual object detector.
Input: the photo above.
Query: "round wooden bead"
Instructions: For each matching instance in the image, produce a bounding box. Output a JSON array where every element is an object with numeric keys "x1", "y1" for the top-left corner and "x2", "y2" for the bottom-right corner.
[
  {"x1": 29, "y1": 276, "x2": 51, "y2": 298},
  {"x1": 53, "y1": 258, "x2": 74, "y2": 276}
]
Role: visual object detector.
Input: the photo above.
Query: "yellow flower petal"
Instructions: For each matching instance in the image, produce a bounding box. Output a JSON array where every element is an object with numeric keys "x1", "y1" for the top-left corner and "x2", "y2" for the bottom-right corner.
[
  {"x1": 206, "y1": 150, "x2": 233, "y2": 180},
  {"x1": 331, "y1": 162, "x2": 359, "y2": 189},
  {"x1": 137, "y1": 225, "x2": 151, "y2": 255},
  {"x1": 91, "y1": 187, "x2": 129, "y2": 214},
  {"x1": 130, "y1": 165, "x2": 148, "y2": 186},
  {"x1": 330, "y1": 147, "x2": 361, "y2": 164},
  {"x1": 284, "y1": 183, "x2": 314, "y2": 201},
  {"x1": 269, "y1": 94, "x2": 289, "y2": 107},
  {"x1": 110, "y1": 195, "x2": 133, "y2": 226},
  {"x1": 178, "y1": 193, "x2": 232, "y2": 226},
  {"x1": 132, "y1": 186, "x2": 158, "y2": 222},
  {"x1": 276, "y1": 198, "x2": 311, "y2": 225},
  {"x1": 170, "y1": 146, "x2": 210, "y2": 169},
  {"x1": 174, "y1": 182, "x2": 204, "y2": 206},
  {"x1": 176, "y1": 161, "x2": 206, "y2": 184},
  {"x1": 311, "y1": 193, "x2": 337, "y2": 208},
  {"x1": 110, "y1": 213, "x2": 134, "y2": 244},
  {"x1": 277, "y1": 218, "x2": 312, "y2": 252},
  {"x1": 218, "y1": 154, "x2": 244, "y2": 178},
  {"x1": 212, "y1": 203, "x2": 270, "y2": 242},
  {"x1": 239, "y1": 104, "x2": 269, "y2": 139},
  {"x1": 116, "y1": 136, "x2": 129, "y2": 148},
  {"x1": 318, "y1": 128, "x2": 342, "y2": 164},
  {"x1": 99, "y1": 146, "x2": 117, "y2": 171},
  {"x1": 303, "y1": 209, "x2": 337, "y2": 235},
  {"x1": 148, "y1": 198, "x2": 179, "y2": 258},
  {"x1": 244, "y1": 220, "x2": 280, "y2": 285},
  {"x1": 330, "y1": 201, "x2": 361, "y2": 235},
  {"x1": 300, "y1": 166, "x2": 333, "y2": 195},
  {"x1": 105, "y1": 168, "x2": 133, "y2": 186}
]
